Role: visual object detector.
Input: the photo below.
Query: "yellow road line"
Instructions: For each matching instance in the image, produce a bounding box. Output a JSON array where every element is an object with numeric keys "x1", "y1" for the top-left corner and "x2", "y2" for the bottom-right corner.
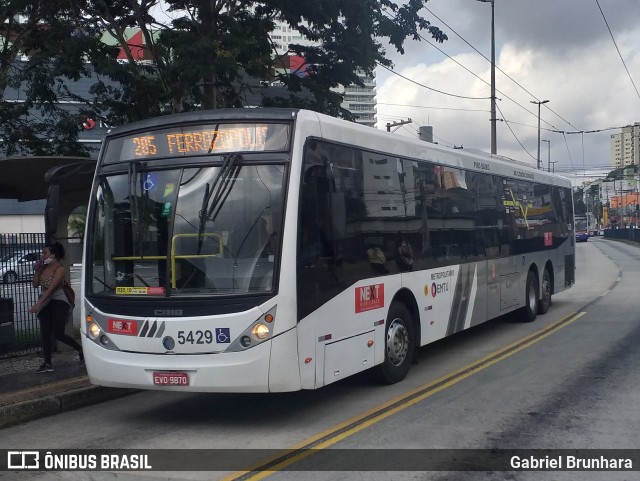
[{"x1": 223, "y1": 310, "x2": 586, "y2": 481}]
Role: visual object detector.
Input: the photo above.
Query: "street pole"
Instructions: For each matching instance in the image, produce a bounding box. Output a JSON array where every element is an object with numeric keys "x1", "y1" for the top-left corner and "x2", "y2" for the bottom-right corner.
[
  {"x1": 531, "y1": 100, "x2": 549, "y2": 170},
  {"x1": 489, "y1": 0, "x2": 496, "y2": 155},
  {"x1": 542, "y1": 139, "x2": 550, "y2": 172},
  {"x1": 386, "y1": 119, "x2": 412, "y2": 132},
  {"x1": 477, "y1": 0, "x2": 496, "y2": 154}
]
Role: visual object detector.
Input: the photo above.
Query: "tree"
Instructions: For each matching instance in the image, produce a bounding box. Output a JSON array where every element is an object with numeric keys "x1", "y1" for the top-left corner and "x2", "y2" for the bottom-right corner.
[
  {"x1": 156, "y1": 0, "x2": 447, "y2": 117},
  {"x1": 0, "y1": 1, "x2": 121, "y2": 156},
  {"x1": 67, "y1": 206, "x2": 87, "y2": 239},
  {"x1": 1, "y1": 0, "x2": 447, "y2": 155}
]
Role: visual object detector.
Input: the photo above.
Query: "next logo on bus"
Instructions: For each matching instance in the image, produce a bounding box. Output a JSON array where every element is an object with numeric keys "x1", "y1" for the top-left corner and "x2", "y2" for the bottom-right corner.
[
  {"x1": 108, "y1": 318, "x2": 138, "y2": 336},
  {"x1": 355, "y1": 284, "x2": 385, "y2": 313}
]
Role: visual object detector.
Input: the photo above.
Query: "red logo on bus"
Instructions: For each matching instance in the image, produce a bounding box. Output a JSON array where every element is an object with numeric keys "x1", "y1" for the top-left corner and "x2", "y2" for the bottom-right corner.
[
  {"x1": 544, "y1": 232, "x2": 552, "y2": 246},
  {"x1": 355, "y1": 284, "x2": 384, "y2": 313},
  {"x1": 108, "y1": 318, "x2": 138, "y2": 336}
]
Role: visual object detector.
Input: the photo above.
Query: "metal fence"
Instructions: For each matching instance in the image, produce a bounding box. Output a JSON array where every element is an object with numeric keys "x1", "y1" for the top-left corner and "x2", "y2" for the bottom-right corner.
[
  {"x1": 0, "y1": 233, "x2": 46, "y2": 357},
  {"x1": 603, "y1": 227, "x2": 640, "y2": 243}
]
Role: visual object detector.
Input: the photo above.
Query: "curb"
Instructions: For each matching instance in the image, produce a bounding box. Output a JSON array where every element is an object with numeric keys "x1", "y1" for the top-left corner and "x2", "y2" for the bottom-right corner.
[{"x1": 0, "y1": 384, "x2": 138, "y2": 429}]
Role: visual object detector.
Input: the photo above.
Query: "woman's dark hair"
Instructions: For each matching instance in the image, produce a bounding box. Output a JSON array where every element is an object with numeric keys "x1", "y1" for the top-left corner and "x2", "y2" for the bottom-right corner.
[{"x1": 46, "y1": 241, "x2": 65, "y2": 260}]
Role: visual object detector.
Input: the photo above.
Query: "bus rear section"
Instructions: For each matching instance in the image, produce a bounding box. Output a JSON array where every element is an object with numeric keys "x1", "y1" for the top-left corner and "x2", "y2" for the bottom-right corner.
[{"x1": 294, "y1": 126, "x2": 575, "y2": 389}]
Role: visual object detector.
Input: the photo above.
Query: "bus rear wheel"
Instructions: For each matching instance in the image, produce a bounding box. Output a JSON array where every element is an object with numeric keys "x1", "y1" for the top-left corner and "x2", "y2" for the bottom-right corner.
[
  {"x1": 538, "y1": 268, "x2": 552, "y2": 315},
  {"x1": 521, "y1": 270, "x2": 539, "y2": 323},
  {"x1": 374, "y1": 302, "x2": 415, "y2": 384}
]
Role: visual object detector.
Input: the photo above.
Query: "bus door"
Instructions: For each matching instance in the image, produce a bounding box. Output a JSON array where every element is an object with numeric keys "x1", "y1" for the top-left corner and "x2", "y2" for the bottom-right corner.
[{"x1": 495, "y1": 180, "x2": 521, "y2": 312}]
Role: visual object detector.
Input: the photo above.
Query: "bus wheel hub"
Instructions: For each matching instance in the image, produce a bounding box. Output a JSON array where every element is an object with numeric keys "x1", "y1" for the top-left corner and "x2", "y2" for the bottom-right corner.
[{"x1": 387, "y1": 320, "x2": 409, "y2": 366}]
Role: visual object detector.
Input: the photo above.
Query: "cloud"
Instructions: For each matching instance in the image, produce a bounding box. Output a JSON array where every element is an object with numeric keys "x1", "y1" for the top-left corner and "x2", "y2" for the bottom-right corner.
[{"x1": 375, "y1": 0, "x2": 640, "y2": 182}]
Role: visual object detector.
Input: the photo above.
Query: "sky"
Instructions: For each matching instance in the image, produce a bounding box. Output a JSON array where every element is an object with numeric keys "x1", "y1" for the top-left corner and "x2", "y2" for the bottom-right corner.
[{"x1": 374, "y1": 0, "x2": 640, "y2": 185}]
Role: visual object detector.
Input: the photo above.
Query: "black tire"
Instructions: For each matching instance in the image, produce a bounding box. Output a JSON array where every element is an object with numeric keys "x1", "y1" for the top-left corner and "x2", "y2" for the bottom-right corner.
[
  {"x1": 3, "y1": 271, "x2": 17, "y2": 284},
  {"x1": 374, "y1": 302, "x2": 415, "y2": 384},
  {"x1": 538, "y1": 268, "x2": 552, "y2": 315},
  {"x1": 521, "y1": 270, "x2": 539, "y2": 323}
]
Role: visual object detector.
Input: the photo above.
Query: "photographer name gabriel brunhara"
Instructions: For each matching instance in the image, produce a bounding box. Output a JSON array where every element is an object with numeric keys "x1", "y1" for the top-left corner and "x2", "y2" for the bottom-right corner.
[{"x1": 510, "y1": 455, "x2": 633, "y2": 470}]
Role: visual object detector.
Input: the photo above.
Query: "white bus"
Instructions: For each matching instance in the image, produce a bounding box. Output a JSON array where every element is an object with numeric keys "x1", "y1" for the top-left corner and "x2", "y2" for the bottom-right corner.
[{"x1": 81, "y1": 108, "x2": 575, "y2": 392}]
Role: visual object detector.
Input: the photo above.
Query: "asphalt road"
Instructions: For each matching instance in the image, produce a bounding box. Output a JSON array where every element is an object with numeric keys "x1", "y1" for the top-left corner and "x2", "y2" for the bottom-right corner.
[{"x1": 1, "y1": 238, "x2": 638, "y2": 481}]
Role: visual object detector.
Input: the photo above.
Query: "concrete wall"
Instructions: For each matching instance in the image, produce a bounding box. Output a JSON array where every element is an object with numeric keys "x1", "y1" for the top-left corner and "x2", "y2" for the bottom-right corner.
[{"x1": 0, "y1": 215, "x2": 44, "y2": 234}]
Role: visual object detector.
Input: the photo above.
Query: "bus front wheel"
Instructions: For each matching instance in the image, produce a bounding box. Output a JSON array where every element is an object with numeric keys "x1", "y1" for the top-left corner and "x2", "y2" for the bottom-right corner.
[
  {"x1": 521, "y1": 270, "x2": 539, "y2": 323},
  {"x1": 374, "y1": 302, "x2": 415, "y2": 384}
]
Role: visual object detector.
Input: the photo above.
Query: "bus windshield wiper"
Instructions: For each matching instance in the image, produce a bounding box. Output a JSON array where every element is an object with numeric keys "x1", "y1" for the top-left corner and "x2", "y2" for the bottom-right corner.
[
  {"x1": 128, "y1": 160, "x2": 144, "y2": 256},
  {"x1": 196, "y1": 153, "x2": 243, "y2": 252}
]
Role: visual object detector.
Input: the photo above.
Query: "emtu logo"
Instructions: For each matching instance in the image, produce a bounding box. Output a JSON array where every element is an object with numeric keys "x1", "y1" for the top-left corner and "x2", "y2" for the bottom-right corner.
[
  {"x1": 431, "y1": 281, "x2": 449, "y2": 298},
  {"x1": 7, "y1": 451, "x2": 39, "y2": 469}
]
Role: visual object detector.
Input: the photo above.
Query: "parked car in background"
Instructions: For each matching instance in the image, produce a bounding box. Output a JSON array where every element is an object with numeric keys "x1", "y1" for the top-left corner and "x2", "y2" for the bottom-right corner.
[{"x1": 0, "y1": 251, "x2": 40, "y2": 283}]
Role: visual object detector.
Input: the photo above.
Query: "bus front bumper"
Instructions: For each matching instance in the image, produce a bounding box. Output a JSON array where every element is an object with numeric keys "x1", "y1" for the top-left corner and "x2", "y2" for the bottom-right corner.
[{"x1": 81, "y1": 337, "x2": 273, "y2": 393}]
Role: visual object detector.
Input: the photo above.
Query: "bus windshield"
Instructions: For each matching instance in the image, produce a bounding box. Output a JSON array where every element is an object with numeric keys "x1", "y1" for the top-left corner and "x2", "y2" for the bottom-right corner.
[
  {"x1": 575, "y1": 218, "x2": 588, "y2": 231},
  {"x1": 89, "y1": 162, "x2": 286, "y2": 297}
]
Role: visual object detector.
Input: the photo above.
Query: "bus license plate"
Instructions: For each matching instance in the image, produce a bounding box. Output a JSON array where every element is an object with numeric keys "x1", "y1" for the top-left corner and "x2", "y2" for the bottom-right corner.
[{"x1": 153, "y1": 372, "x2": 189, "y2": 386}]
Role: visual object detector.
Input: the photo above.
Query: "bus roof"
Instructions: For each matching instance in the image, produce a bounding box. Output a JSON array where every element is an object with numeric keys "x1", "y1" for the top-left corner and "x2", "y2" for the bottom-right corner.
[
  {"x1": 103, "y1": 108, "x2": 572, "y2": 188},
  {"x1": 308, "y1": 110, "x2": 572, "y2": 188}
]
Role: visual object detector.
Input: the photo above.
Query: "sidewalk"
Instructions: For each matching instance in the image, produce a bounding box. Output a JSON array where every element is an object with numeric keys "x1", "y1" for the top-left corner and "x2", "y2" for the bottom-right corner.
[{"x1": 0, "y1": 350, "x2": 135, "y2": 429}]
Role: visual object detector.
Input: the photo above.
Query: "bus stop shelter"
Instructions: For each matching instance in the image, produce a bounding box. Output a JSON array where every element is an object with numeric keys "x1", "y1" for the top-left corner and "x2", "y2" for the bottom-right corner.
[
  {"x1": 0, "y1": 156, "x2": 95, "y2": 354},
  {"x1": 0, "y1": 155, "x2": 95, "y2": 202}
]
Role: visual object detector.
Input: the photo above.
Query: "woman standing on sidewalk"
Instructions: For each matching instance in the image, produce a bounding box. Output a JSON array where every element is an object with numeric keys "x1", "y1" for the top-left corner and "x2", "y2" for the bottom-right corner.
[{"x1": 29, "y1": 242, "x2": 83, "y2": 373}]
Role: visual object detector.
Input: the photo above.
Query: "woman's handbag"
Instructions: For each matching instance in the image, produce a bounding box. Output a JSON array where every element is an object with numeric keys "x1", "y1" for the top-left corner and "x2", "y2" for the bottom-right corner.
[{"x1": 62, "y1": 279, "x2": 75, "y2": 309}]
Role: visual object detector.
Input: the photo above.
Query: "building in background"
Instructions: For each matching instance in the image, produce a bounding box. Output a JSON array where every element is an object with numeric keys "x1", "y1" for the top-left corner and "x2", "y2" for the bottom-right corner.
[
  {"x1": 341, "y1": 72, "x2": 377, "y2": 128},
  {"x1": 0, "y1": 200, "x2": 45, "y2": 234},
  {"x1": 269, "y1": 19, "x2": 377, "y2": 128},
  {"x1": 610, "y1": 123, "x2": 640, "y2": 169}
]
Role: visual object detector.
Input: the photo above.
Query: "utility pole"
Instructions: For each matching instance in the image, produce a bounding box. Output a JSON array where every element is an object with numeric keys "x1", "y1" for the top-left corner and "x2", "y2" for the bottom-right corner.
[
  {"x1": 542, "y1": 139, "x2": 550, "y2": 172},
  {"x1": 531, "y1": 100, "x2": 549, "y2": 170},
  {"x1": 477, "y1": 0, "x2": 497, "y2": 154},
  {"x1": 386, "y1": 119, "x2": 412, "y2": 132}
]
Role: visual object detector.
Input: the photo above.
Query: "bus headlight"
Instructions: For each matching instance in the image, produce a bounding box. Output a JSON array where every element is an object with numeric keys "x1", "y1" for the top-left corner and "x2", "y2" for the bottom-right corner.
[
  {"x1": 252, "y1": 323, "x2": 270, "y2": 340},
  {"x1": 88, "y1": 322, "x2": 103, "y2": 340},
  {"x1": 226, "y1": 306, "x2": 277, "y2": 352}
]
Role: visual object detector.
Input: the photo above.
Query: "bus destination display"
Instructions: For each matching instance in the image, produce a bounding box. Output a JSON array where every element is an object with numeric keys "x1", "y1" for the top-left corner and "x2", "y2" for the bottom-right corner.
[{"x1": 105, "y1": 123, "x2": 290, "y2": 162}]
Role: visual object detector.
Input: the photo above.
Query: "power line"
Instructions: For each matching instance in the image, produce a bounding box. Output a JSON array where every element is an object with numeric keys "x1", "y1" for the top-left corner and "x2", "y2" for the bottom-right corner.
[
  {"x1": 376, "y1": 63, "x2": 489, "y2": 100},
  {"x1": 400, "y1": 124, "x2": 419, "y2": 137},
  {"x1": 377, "y1": 102, "x2": 489, "y2": 113},
  {"x1": 422, "y1": 3, "x2": 581, "y2": 133},
  {"x1": 595, "y1": 0, "x2": 640, "y2": 104},
  {"x1": 380, "y1": 6, "x2": 619, "y2": 138},
  {"x1": 496, "y1": 103, "x2": 536, "y2": 161},
  {"x1": 376, "y1": 4, "x2": 632, "y2": 171},
  {"x1": 560, "y1": 132, "x2": 576, "y2": 174},
  {"x1": 396, "y1": 17, "x2": 563, "y2": 134},
  {"x1": 433, "y1": 133, "x2": 455, "y2": 148}
]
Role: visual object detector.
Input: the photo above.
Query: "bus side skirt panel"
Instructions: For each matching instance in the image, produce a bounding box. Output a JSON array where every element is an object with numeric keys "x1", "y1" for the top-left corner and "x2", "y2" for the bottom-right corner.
[
  {"x1": 296, "y1": 316, "x2": 318, "y2": 390},
  {"x1": 268, "y1": 328, "x2": 302, "y2": 392}
]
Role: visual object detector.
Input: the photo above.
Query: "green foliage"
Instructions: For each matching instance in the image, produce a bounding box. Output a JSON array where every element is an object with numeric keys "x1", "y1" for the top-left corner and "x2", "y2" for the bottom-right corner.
[
  {"x1": 67, "y1": 206, "x2": 87, "y2": 239},
  {"x1": 1, "y1": 0, "x2": 447, "y2": 156}
]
